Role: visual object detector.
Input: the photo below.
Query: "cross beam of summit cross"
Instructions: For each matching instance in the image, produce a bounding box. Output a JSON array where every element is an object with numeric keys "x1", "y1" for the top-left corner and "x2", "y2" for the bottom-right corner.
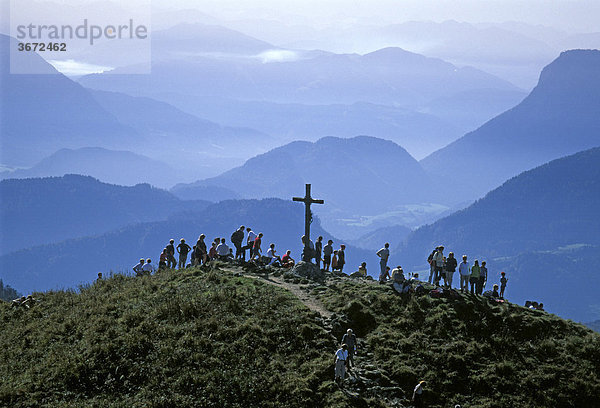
[{"x1": 292, "y1": 184, "x2": 324, "y2": 250}]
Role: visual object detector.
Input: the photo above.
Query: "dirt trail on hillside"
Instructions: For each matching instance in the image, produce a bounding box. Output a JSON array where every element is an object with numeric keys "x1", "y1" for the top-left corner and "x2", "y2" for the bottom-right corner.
[{"x1": 230, "y1": 268, "x2": 333, "y2": 318}]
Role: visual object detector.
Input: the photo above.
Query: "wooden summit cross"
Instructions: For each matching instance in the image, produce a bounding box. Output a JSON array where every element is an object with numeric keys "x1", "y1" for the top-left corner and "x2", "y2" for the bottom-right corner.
[{"x1": 292, "y1": 184, "x2": 324, "y2": 246}]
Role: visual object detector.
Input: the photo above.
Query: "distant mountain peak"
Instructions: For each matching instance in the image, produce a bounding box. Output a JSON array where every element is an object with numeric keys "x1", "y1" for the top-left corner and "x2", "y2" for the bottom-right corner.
[{"x1": 535, "y1": 49, "x2": 600, "y2": 92}]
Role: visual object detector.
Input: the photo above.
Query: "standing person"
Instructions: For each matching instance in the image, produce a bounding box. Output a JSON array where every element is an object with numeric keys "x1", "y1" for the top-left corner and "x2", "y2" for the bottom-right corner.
[
  {"x1": 177, "y1": 239, "x2": 192, "y2": 269},
  {"x1": 478, "y1": 261, "x2": 488, "y2": 295},
  {"x1": 159, "y1": 249, "x2": 168, "y2": 270},
  {"x1": 166, "y1": 239, "x2": 176, "y2": 269},
  {"x1": 315, "y1": 236, "x2": 323, "y2": 269},
  {"x1": 337, "y1": 245, "x2": 346, "y2": 273},
  {"x1": 427, "y1": 248, "x2": 438, "y2": 284},
  {"x1": 231, "y1": 226, "x2": 246, "y2": 260},
  {"x1": 432, "y1": 246, "x2": 445, "y2": 286},
  {"x1": 413, "y1": 381, "x2": 426, "y2": 408},
  {"x1": 376, "y1": 243, "x2": 390, "y2": 281},
  {"x1": 216, "y1": 238, "x2": 230, "y2": 261},
  {"x1": 196, "y1": 234, "x2": 207, "y2": 265},
  {"x1": 332, "y1": 250, "x2": 339, "y2": 272},
  {"x1": 323, "y1": 240, "x2": 334, "y2": 271},
  {"x1": 341, "y1": 329, "x2": 357, "y2": 368},
  {"x1": 445, "y1": 252, "x2": 458, "y2": 288},
  {"x1": 459, "y1": 255, "x2": 471, "y2": 293},
  {"x1": 470, "y1": 260, "x2": 481, "y2": 294},
  {"x1": 246, "y1": 228, "x2": 257, "y2": 260},
  {"x1": 301, "y1": 235, "x2": 315, "y2": 263},
  {"x1": 132, "y1": 258, "x2": 145, "y2": 276},
  {"x1": 252, "y1": 233, "x2": 263, "y2": 260},
  {"x1": 142, "y1": 258, "x2": 155, "y2": 275},
  {"x1": 334, "y1": 344, "x2": 349, "y2": 386},
  {"x1": 500, "y1": 272, "x2": 508, "y2": 299},
  {"x1": 208, "y1": 242, "x2": 218, "y2": 261}
]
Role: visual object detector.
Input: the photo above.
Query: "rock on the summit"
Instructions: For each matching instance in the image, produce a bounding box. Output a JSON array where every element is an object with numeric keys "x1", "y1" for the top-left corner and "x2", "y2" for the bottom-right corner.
[{"x1": 289, "y1": 261, "x2": 325, "y2": 281}]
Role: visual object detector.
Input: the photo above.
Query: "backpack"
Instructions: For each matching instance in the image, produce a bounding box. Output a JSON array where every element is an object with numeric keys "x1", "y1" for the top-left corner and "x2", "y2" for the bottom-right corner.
[{"x1": 427, "y1": 251, "x2": 435, "y2": 264}]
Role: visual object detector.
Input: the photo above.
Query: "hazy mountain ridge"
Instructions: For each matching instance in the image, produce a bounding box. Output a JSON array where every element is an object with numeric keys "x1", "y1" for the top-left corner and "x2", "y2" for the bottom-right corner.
[
  {"x1": 421, "y1": 49, "x2": 600, "y2": 201},
  {"x1": 397, "y1": 147, "x2": 600, "y2": 321},
  {"x1": 171, "y1": 136, "x2": 435, "y2": 215},
  {"x1": 0, "y1": 148, "x2": 180, "y2": 189},
  {"x1": 0, "y1": 175, "x2": 210, "y2": 255}
]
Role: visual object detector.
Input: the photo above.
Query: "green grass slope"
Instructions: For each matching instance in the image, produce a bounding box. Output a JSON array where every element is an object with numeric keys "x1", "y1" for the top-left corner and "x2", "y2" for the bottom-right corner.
[
  {"x1": 1, "y1": 266, "x2": 599, "y2": 407},
  {"x1": 315, "y1": 278, "x2": 600, "y2": 408}
]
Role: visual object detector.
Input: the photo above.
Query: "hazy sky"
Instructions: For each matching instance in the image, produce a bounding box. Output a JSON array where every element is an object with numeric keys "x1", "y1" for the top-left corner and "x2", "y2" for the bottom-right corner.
[{"x1": 33, "y1": 0, "x2": 600, "y2": 33}]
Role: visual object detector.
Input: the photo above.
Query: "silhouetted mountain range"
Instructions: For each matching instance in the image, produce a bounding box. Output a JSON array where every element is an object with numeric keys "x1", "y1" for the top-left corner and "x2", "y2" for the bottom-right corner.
[
  {"x1": 422, "y1": 49, "x2": 600, "y2": 202},
  {"x1": 397, "y1": 147, "x2": 600, "y2": 322},
  {"x1": 0, "y1": 175, "x2": 209, "y2": 255}
]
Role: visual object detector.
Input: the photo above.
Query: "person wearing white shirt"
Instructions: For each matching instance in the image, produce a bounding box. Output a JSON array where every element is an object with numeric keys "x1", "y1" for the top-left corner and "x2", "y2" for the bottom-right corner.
[
  {"x1": 458, "y1": 255, "x2": 471, "y2": 292},
  {"x1": 376, "y1": 243, "x2": 390, "y2": 281},
  {"x1": 334, "y1": 344, "x2": 349, "y2": 385},
  {"x1": 132, "y1": 258, "x2": 145, "y2": 276},
  {"x1": 216, "y1": 238, "x2": 230, "y2": 260},
  {"x1": 246, "y1": 228, "x2": 257, "y2": 259},
  {"x1": 266, "y1": 243, "x2": 281, "y2": 265},
  {"x1": 142, "y1": 258, "x2": 155, "y2": 275}
]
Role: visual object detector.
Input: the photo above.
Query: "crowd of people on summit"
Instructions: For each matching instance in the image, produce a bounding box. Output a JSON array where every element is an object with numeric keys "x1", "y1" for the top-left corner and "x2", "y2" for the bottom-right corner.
[{"x1": 129, "y1": 226, "x2": 348, "y2": 276}]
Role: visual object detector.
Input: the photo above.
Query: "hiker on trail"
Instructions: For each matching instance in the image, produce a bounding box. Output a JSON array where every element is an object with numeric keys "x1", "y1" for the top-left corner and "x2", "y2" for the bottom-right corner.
[
  {"x1": 379, "y1": 266, "x2": 391, "y2": 283},
  {"x1": 301, "y1": 235, "x2": 315, "y2": 263},
  {"x1": 166, "y1": 239, "x2": 176, "y2": 268},
  {"x1": 132, "y1": 258, "x2": 145, "y2": 276},
  {"x1": 208, "y1": 242, "x2": 218, "y2": 261},
  {"x1": 216, "y1": 238, "x2": 230, "y2": 261},
  {"x1": 159, "y1": 248, "x2": 168, "y2": 269},
  {"x1": 252, "y1": 233, "x2": 263, "y2": 260},
  {"x1": 337, "y1": 245, "x2": 346, "y2": 272},
  {"x1": 323, "y1": 240, "x2": 334, "y2": 271},
  {"x1": 427, "y1": 247, "x2": 438, "y2": 284},
  {"x1": 445, "y1": 252, "x2": 458, "y2": 288},
  {"x1": 281, "y1": 250, "x2": 295, "y2": 268},
  {"x1": 432, "y1": 245, "x2": 444, "y2": 286},
  {"x1": 376, "y1": 243, "x2": 390, "y2": 280},
  {"x1": 266, "y1": 243, "x2": 281, "y2": 266},
  {"x1": 341, "y1": 329, "x2": 358, "y2": 368},
  {"x1": 470, "y1": 260, "x2": 481, "y2": 294},
  {"x1": 196, "y1": 235, "x2": 207, "y2": 265},
  {"x1": 459, "y1": 255, "x2": 470, "y2": 293},
  {"x1": 500, "y1": 272, "x2": 508, "y2": 299},
  {"x1": 177, "y1": 239, "x2": 192, "y2": 269},
  {"x1": 413, "y1": 380, "x2": 426, "y2": 408},
  {"x1": 334, "y1": 344, "x2": 349, "y2": 386},
  {"x1": 142, "y1": 258, "x2": 155, "y2": 275},
  {"x1": 315, "y1": 236, "x2": 323, "y2": 269},
  {"x1": 478, "y1": 261, "x2": 488, "y2": 295},
  {"x1": 246, "y1": 228, "x2": 257, "y2": 259},
  {"x1": 231, "y1": 226, "x2": 246, "y2": 260}
]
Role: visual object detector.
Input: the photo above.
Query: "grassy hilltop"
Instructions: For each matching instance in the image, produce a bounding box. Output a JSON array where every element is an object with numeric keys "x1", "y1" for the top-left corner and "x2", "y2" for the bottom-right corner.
[{"x1": 1, "y1": 265, "x2": 599, "y2": 407}]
